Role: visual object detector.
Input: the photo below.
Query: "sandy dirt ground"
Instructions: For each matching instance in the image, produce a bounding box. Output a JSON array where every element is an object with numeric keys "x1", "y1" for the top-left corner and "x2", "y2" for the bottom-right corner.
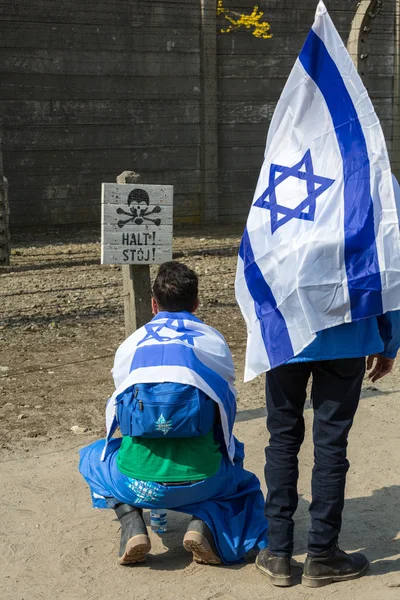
[{"x1": 0, "y1": 226, "x2": 399, "y2": 600}]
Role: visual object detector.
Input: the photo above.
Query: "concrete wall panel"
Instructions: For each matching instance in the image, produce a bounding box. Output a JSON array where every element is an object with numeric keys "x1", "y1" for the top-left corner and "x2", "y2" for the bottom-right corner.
[{"x1": 0, "y1": 0, "x2": 395, "y2": 227}]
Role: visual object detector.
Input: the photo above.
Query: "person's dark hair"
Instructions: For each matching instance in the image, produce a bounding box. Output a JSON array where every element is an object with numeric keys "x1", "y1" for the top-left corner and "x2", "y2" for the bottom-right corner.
[{"x1": 153, "y1": 261, "x2": 198, "y2": 312}]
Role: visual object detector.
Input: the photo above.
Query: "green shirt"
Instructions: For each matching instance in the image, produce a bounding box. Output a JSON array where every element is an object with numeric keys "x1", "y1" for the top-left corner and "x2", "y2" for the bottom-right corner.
[{"x1": 117, "y1": 431, "x2": 222, "y2": 483}]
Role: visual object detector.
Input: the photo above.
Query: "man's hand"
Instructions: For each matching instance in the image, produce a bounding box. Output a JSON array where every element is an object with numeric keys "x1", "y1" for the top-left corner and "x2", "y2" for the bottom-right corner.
[{"x1": 366, "y1": 354, "x2": 395, "y2": 383}]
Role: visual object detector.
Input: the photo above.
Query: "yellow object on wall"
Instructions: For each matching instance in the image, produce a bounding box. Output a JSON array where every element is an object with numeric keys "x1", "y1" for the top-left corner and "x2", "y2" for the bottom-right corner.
[{"x1": 217, "y1": 0, "x2": 272, "y2": 39}]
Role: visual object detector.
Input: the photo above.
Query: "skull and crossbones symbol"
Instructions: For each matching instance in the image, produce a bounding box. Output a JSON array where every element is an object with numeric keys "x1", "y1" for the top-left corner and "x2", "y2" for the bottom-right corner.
[{"x1": 117, "y1": 188, "x2": 161, "y2": 228}]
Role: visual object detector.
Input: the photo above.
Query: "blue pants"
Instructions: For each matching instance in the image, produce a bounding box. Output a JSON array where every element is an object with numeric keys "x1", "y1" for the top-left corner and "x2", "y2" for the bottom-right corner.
[
  {"x1": 79, "y1": 438, "x2": 268, "y2": 564},
  {"x1": 265, "y1": 358, "x2": 365, "y2": 556}
]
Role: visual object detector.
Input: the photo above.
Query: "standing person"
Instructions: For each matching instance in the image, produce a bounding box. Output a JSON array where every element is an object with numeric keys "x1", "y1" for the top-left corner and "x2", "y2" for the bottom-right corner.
[
  {"x1": 235, "y1": 1, "x2": 400, "y2": 589},
  {"x1": 256, "y1": 315, "x2": 399, "y2": 587},
  {"x1": 79, "y1": 262, "x2": 268, "y2": 566}
]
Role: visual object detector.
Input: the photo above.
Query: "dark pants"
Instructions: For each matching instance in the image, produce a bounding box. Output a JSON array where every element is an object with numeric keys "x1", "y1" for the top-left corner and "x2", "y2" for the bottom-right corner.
[{"x1": 265, "y1": 358, "x2": 365, "y2": 557}]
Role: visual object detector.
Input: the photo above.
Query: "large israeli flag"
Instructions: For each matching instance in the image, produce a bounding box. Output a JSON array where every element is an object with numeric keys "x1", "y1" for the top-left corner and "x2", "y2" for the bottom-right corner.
[{"x1": 236, "y1": 1, "x2": 400, "y2": 381}]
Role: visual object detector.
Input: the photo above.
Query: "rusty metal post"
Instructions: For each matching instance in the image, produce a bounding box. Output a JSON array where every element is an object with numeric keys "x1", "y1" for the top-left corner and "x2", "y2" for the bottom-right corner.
[
  {"x1": 393, "y1": 0, "x2": 400, "y2": 178},
  {"x1": 0, "y1": 133, "x2": 10, "y2": 267},
  {"x1": 200, "y1": 0, "x2": 218, "y2": 223}
]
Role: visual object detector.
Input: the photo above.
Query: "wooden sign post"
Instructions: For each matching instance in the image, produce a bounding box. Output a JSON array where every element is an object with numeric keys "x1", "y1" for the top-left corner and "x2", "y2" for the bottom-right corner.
[{"x1": 101, "y1": 174, "x2": 173, "y2": 336}]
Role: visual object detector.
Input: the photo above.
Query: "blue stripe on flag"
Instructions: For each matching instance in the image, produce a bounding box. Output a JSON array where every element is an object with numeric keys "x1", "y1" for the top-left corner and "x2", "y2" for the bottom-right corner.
[
  {"x1": 239, "y1": 229, "x2": 294, "y2": 367},
  {"x1": 299, "y1": 29, "x2": 382, "y2": 319},
  {"x1": 129, "y1": 342, "x2": 236, "y2": 435}
]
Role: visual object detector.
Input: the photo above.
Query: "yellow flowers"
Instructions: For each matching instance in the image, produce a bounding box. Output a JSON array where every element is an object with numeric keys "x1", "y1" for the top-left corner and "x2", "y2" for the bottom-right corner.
[
  {"x1": 217, "y1": 0, "x2": 225, "y2": 16},
  {"x1": 217, "y1": 0, "x2": 272, "y2": 39}
]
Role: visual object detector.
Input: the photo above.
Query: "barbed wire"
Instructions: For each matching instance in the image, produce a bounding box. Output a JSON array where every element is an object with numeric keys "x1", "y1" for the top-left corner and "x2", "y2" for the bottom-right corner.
[
  {"x1": 5, "y1": 353, "x2": 115, "y2": 377},
  {"x1": 1, "y1": 0, "x2": 399, "y2": 231},
  {"x1": 0, "y1": 2, "x2": 394, "y2": 377},
  {"x1": 0, "y1": 281, "x2": 120, "y2": 298}
]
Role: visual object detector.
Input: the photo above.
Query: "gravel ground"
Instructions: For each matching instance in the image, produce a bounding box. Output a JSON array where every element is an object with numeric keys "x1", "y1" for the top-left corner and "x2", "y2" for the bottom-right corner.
[
  {"x1": 0, "y1": 225, "x2": 249, "y2": 452},
  {"x1": 1, "y1": 226, "x2": 399, "y2": 600}
]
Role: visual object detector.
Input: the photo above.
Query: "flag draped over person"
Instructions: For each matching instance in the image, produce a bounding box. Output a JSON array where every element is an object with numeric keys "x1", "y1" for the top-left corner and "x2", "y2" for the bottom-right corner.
[
  {"x1": 79, "y1": 311, "x2": 269, "y2": 564},
  {"x1": 102, "y1": 311, "x2": 237, "y2": 462},
  {"x1": 235, "y1": 0, "x2": 400, "y2": 381}
]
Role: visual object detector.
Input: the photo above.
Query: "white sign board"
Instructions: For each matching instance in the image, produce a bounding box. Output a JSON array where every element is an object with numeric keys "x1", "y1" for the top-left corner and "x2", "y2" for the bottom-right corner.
[{"x1": 101, "y1": 183, "x2": 173, "y2": 265}]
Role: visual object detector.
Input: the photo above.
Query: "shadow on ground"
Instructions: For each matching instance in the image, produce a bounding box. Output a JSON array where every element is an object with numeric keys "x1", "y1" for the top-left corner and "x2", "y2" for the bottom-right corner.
[
  {"x1": 106, "y1": 484, "x2": 400, "y2": 577},
  {"x1": 294, "y1": 486, "x2": 400, "y2": 578}
]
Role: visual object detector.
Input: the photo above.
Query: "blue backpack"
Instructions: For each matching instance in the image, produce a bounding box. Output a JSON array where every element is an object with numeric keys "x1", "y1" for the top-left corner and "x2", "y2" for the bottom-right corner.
[{"x1": 116, "y1": 381, "x2": 215, "y2": 438}]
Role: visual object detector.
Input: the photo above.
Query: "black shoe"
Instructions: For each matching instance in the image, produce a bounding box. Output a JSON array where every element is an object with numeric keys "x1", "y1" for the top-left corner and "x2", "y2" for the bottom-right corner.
[
  {"x1": 183, "y1": 517, "x2": 221, "y2": 565},
  {"x1": 114, "y1": 503, "x2": 151, "y2": 565},
  {"x1": 255, "y1": 548, "x2": 293, "y2": 587},
  {"x1": 302, "y1": 544, "x2": 369, "y2": 587}
]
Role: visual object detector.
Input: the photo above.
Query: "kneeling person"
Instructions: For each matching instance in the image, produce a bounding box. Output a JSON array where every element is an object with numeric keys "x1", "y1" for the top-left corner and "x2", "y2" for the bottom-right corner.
[{"x1": 79, "y1": 262, "x2": 268, "y2": 565}]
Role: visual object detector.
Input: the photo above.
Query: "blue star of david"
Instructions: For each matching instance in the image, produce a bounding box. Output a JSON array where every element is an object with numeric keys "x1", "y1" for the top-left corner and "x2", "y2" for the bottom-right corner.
[
  {"x1": 137, "y1": 319, "x2": 204, "y2": 346},
  {"x1": 254, "y1": 150, "x2": 335, "y2": 234}
]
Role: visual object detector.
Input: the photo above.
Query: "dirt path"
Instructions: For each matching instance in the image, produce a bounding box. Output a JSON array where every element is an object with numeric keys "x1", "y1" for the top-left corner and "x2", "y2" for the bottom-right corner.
[{"x1": 1, "y1": 228, "x2": 399, "y2": 599}]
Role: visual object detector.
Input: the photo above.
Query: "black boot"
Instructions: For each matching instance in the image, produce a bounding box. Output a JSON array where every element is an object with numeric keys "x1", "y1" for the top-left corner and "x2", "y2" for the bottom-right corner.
[
  {"x1": 302, "y1": 544, "x2": 369, "y2": 587},
  {"x1": 114, "y1": 503, "x2": 151, "y2": 565},
  {"x1": 183, "y1": 517, "x2": 221, "y2": 565},
  {"x1": 256, "y1": 548, "x2": 293, "y2": 587}
]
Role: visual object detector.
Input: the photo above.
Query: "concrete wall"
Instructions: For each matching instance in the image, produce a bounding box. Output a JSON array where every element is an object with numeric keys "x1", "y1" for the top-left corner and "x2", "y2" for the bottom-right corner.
[
  {"x1": 0, "y1": 0, "x2": 395, "y2": 227},
  {"x1": 217, "y1": 0, "x2": 363, "y2": 222},
  {"x1": 0, "y1": 0, "x2": 203, "y2": 226},
  {"x1": 360, "y1": 0, "x2": 397, "y2": 170}
]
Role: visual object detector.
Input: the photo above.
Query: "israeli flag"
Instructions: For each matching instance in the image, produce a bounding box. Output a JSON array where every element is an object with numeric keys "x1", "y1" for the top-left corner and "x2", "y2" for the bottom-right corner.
[
  {"x1": 236, "y1": 1, "x2": 400, "y2": 381},
  {"x1": 102, "y1": 312, "x2": 237, "y2": 461}
]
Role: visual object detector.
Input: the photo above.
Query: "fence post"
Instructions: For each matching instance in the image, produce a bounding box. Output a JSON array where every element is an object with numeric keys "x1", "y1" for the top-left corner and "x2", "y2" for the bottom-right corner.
[
  {"x1": 116, "y1": 171, "x2": 153, "y2": 337},
  {"x1": 393, "y1": 0, "x2": 400, "y2": 179},
  {"x1": 200, "y1": 0, "x2": 219, "y2": 223},
  {"x1": 0, "y1": 133, "x2": 10, "y2": 267}
]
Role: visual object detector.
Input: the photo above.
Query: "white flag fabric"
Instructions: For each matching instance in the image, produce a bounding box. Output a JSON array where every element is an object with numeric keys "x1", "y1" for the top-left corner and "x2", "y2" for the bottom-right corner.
[{"x1": 236, "y1": 1, "x2": 400, "y2": 381}]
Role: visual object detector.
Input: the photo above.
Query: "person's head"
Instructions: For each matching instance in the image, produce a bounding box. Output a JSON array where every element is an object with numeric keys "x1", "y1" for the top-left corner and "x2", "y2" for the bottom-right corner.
[{"x1": 152, "y1": 261, "x2": 199, "y2": 314}]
